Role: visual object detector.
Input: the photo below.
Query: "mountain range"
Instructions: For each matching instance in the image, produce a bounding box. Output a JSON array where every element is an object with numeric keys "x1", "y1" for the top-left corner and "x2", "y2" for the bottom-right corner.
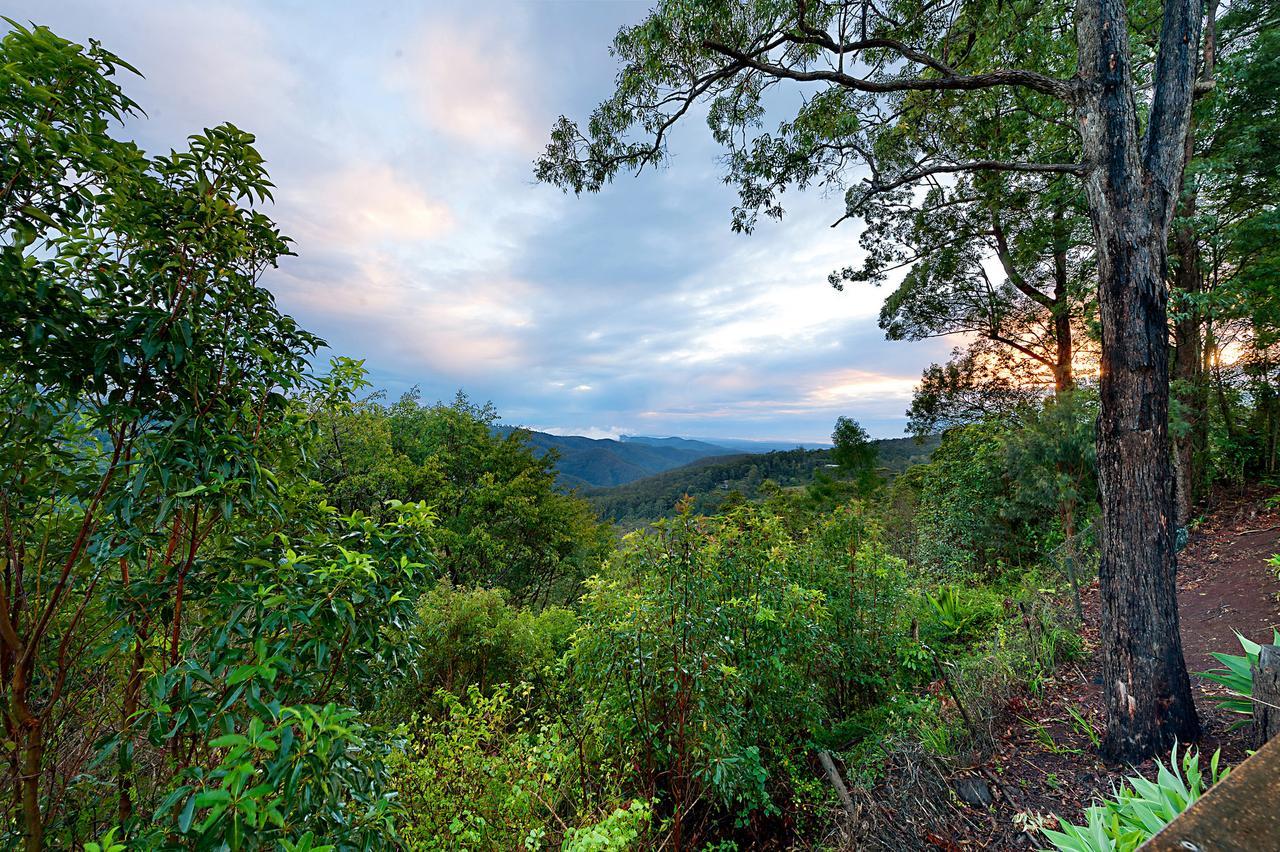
[{"x1": 506, "y1": 430, "x2": 830, "y2": 488}]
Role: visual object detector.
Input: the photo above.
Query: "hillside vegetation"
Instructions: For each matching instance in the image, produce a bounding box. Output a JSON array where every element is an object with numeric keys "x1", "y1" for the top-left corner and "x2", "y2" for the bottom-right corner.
[
  {"x1": 505, "y1": 429, "x2": 735, "y2": 488},
  {"x1": 585, "y1": 436, "x2": 940, "y2": 525}
]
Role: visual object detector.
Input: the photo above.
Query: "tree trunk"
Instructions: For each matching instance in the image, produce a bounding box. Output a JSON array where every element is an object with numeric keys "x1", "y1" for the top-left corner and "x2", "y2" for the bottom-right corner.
[
  {"x1": 1252, "y1": 645, "x2": 1280, "y2": 748},
  {"x1": 1075, "y1": 0, "x2": 1202, "y2": 762},
  {"x1": 1171, "y1": 0, "x2": 1217, "y2": 527},
  {"x1": 21, "y1": 722, "x2": 42, "y2": 852},
  {"x1": 1052, "y1": 205, "x2": 1075, "y2": 393},
  {"x1": 1172, "y1": 222, "x2": 1206, "y2": 526}
]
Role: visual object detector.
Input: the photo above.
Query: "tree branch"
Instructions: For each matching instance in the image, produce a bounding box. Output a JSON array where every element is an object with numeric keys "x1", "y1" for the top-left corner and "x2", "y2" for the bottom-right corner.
[
  {"x1": 991, "y1": 213, "x2": 1056, "y2": 309},
  {"x1": 1142, "y1": 0, "x2": 1206, "y2": 219},
  {"x1": 702, "y1": 39, "x2": 1080, "y2": 101},
  {"x1": 851, "y1": 160, "x2": 1087, "y2": 211}
]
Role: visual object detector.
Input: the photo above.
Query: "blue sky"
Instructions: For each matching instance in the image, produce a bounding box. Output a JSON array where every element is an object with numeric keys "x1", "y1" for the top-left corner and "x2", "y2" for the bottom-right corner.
[{"x1": 19, "y1": 1, "x2": 956, "y2": 441}]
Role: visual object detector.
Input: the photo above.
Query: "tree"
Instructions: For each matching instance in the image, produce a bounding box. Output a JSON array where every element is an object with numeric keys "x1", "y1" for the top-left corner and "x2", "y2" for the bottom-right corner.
[
  {"x1": 537, "y1": 0, "x2": 1207, "y2": 760},
  {"x1": 1173, "y1": 0, "x2": 1280, "y2": 492},
  {"x1": 832, "y1": 138, "x2": 1094, "y2": 396},
  {"x1": 905, "y1": 342, "x2": 1050, "y2": 437},
  {"x1": 0, "y1": 26, "x2": 434, "y2": 847},
  {"x1": 831, "y1": 416, "x2": 879, "y2": 494},
  {"x1": 312, "y1": 389, "x2": 610, "y2": 604}
]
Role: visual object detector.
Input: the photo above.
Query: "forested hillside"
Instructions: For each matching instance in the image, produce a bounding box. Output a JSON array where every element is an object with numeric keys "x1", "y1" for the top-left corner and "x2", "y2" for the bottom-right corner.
[
  {"x1": 498, "y1": 428, "x2": 733, "y2": 488},
  {"x1": 2, "y1": 2, "x2": 1278, "y2": 850},
  {"x1": 586, "y1": 436, "x2": 939, "y2": 524}
]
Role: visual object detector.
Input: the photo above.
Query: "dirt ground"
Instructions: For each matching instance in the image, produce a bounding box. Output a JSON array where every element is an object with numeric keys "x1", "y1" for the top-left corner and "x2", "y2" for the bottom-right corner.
[{"x1": 857, "y1": 485, "x2": 1280, "y2": 850}]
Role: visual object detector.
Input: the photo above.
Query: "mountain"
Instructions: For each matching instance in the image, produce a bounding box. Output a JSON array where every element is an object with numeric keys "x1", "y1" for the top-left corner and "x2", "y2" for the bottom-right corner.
[
  {"x1": 622, "y1": 435, "x2": 830, "y2": 453},
  {"x1": 584, "y1": 436, "x2": 941, "y2": 525},
  {"x1": 502, "y1": 429, "x2": 734, "y2": 488}
]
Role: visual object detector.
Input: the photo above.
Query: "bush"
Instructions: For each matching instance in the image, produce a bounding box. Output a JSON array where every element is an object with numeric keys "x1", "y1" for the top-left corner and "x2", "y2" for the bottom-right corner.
[
  {"x1": 797, "y1": 506, "x2": 913, "y2": 716},
  {"x1": 911, "y1": 421, "x2": 1020, "y2": 574},
  {"x1": 388, "y1": 684, "x2": 568, "y2": 850},
  {"x1": 568, "y1": 506, "x2": 830, "y2": 841},
  {"x1": 396, "y1": 581, "x2": 576, "y2": 710}
]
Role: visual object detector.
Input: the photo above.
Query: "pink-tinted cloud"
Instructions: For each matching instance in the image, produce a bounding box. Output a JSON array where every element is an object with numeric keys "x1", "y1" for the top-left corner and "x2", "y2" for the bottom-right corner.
[{"x1": 387, "y1": 15, "x2": 541, "y2": 150}]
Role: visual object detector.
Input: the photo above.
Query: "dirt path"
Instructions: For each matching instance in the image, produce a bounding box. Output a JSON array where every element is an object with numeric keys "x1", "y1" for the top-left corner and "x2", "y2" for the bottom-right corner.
[{"x1": 1177, "y1": 489, "x2": 1280, "y2": 675}]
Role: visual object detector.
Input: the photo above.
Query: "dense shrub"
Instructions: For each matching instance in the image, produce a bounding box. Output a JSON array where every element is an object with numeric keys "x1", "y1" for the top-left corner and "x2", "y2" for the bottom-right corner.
[
  {"x1": 397, "y1": 580, "x2": 576, "y2": 707},
  {"x1": 909, "y1": 393, "x2": 1098, "y2": 577},
  {"x1": 569, "y1": 507, "x2": 830, "y2": 843},
  {"x1": 389, "y1": 685, "x2": 568, "y2": 850},
  {"x1": 795, "y1": 506, "x2": 913, "y2": 718},
  {"x1": 313, "y1": 391, "x2": 611, "y2": 603}
]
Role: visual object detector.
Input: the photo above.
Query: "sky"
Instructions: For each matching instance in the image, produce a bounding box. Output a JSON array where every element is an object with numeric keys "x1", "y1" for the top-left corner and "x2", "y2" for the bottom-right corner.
[{"x1": 16, "y1": 1, "x2": 957, "y2": 441}]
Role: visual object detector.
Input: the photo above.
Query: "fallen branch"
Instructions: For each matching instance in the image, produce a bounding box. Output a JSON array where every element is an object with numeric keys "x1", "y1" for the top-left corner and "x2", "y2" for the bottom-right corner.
[
  {"x1": 818, "y1": 750, "x2": 857, "y2": 816},
  {"x1": 1235, "y1": 525, "x2": 1280, "y2": 536}
]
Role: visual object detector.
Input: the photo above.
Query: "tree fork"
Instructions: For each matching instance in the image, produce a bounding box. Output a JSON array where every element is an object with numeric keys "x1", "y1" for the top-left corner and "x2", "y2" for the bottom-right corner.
[{"x1": 1076, "y1": 0, "x2": 1203, "y2": 761}]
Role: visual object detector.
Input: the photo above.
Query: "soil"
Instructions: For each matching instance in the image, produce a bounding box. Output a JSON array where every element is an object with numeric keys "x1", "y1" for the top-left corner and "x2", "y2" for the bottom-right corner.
[{"x1": 855, "y1": 485, "x2": 1280, "y2": 850}]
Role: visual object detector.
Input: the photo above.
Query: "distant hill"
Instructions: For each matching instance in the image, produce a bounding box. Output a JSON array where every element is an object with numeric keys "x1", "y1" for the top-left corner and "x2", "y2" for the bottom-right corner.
[
  {"x1": 621, "y1": 435, "x2": 830, "y2": 453},
  {"x1": 498, "y1": 428, "x2": 925, "y2": 492},
  {"x1": 501, "y1": 429, "x2": 735, "y2": 488},
  {"x1": 584, "y1": 435, "x2": 940, "y2": 525}
]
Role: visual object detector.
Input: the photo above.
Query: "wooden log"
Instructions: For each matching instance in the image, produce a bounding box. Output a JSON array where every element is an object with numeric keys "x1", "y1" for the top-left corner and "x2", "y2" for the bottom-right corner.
[
  {"x1": 817, "y1": 750, "x2": 856, "y2": 817},
  {"x1": 1140, "y1": 735, "x2": 1280, "y2": 850},
  {"x1": 1254, "y1": 644, "x2": 1280, "y2": 749}
]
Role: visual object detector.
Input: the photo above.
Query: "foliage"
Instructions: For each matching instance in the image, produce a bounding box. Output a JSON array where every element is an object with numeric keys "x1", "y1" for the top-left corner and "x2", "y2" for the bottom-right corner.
[
  {"x1": 0, "y1": 24, "x2": 447, "y2": 848},
  {"x1": 831, "y1": 416, "x2": 880, "y2": 495},
  {"x1": 585, "y1": 437, "x2": 939, "y2": 526},
  {"x1": 1200, "y1": 629, "x2": 1280, "y2": 720},
  {"x1": 924, "y1": 586, "x2": 988, "y2": 642},
  {"x1": 911, "y1": 422, "x2": 1027, "y2": 574},
  {"x1": 388, "y1": 684, "x2": 568, "y2": 851},
  {"x1": 313, "y1": 390, "x2": 610, "y2": 602},
  {"x1": 569, "y1": 506, "x2": 830, "y2": 841},
  {"x1": 907, "y1": 344, "x2": 1052, "y2": 438},
  {"x1": 1043, "y1": 745, "x2": 1227, "y2": 852},
  {"x1": 562, "y1": 800, "x2": 654, "y2": 852},
  {"x1": 394, "y1": 580, "x2": 576, "y2": 709},
  {"x1": 795, "y1": 507, "x2": 914, "y2": 720},
  {"x1": 908, "y1": 394, "x2": 1099, "y2": 577}
]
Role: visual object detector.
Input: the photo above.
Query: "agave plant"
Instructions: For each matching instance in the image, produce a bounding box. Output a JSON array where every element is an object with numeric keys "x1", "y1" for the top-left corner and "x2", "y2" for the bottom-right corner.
[
  {"x1": 1200, "y1": 629, "x2": 1280, "y2": 721},
  {"x1": 1041, "y1": 744, "x2": 1227, "y2": 852}
]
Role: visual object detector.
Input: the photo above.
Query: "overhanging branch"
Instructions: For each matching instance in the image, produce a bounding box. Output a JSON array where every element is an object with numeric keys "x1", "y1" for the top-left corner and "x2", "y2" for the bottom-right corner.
[
  {"x1": 850, "y1": 160, "x2": 1087, "y2": 212},
  {"x1": 703, "y1": 39, "x2": 1080, "y2": 102}
]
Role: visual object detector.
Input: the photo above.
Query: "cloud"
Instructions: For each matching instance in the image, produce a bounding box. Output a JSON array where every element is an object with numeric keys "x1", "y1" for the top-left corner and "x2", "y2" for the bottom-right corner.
[
  {"x1": 387, "y1": 14, "x2": 541, "y2": 150},
  {"x1": 5, "y1": 1, "x2": 960, "y2": 442},
  {"x1": 286, "y1": 163, "x2": 454, "y2": 249}
]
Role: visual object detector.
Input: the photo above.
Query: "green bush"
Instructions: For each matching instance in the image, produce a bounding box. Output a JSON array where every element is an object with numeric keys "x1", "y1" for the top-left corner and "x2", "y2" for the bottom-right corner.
[
  {"x1": 388, "y1": 684, "x2": 569, "y2": 850},
  {"x1": 797, "y1": 506, "x2": 913, "y2": 716},
  {"x1": 397, "y1": 580, "x2": 577, "y2": 709},
  {"x1": 911, "y1": 421, "x2": 1021, "y2": 574},
  {"x1": 569, "y1": 506, "x2": 830, "y2": 838}
]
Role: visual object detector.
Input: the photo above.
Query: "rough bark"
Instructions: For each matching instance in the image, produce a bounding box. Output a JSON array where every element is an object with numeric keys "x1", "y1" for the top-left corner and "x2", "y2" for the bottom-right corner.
[
  {"x1": 1171, "y1": 0, "x2": 1217, "y2": 526},
  {"x1": 1075, "y1": 0, "x2": 1203, "y2": 761},
  {"x1": 1052, "y1": 205, "x2": 1075, "y2": 393},
  {"x1": 1172, "y1": 222, "x2": 1207, "y2": 526},
  {"x1": 1253, "y1": 645, "x2": 1280, "y2": 748}
]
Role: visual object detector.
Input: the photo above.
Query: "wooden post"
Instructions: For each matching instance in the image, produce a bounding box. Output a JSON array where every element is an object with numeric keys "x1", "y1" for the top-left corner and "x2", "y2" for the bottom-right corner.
[{"x1": 1252, "y1": 644, "x2": 1280, "y2": 749}]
